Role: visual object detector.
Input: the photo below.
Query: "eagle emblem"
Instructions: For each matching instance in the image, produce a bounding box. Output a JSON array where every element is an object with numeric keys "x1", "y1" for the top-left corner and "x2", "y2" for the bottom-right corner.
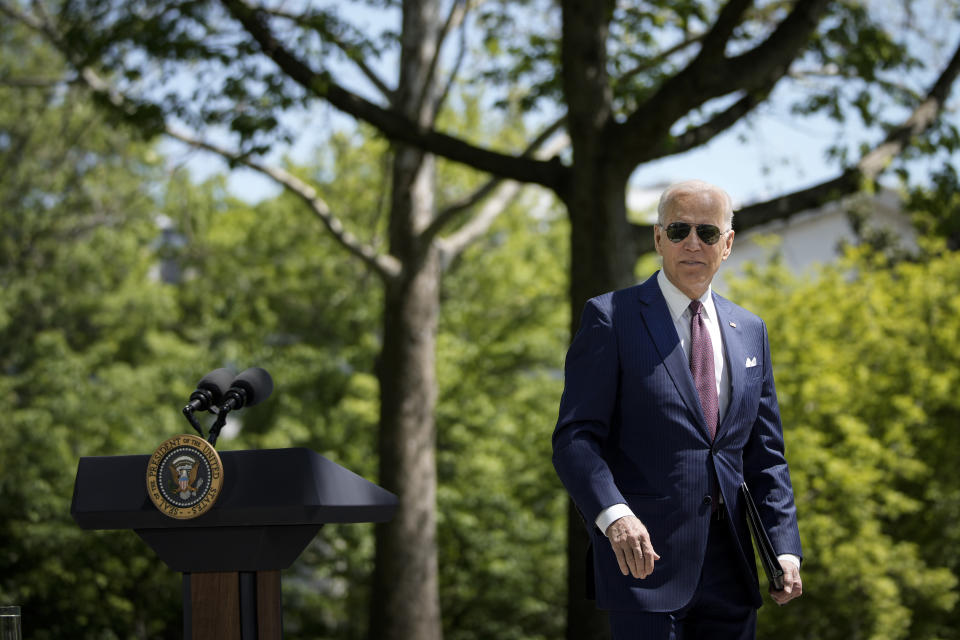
[
  {"x1": 168, "y1": 455, "x2": 206, "y2": 499},
  {"x1": 147, "y1": 434, "x2": 223, "y2": 519}
]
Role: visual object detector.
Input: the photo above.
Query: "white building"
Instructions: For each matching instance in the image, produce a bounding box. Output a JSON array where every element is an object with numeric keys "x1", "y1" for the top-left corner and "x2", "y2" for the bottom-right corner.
[
  {"x1": 627, "y1": 184, "x2": 915, "y2": 280},
  {"x1": 721, "y1": 189, "x2": 915, "y2": 278}
]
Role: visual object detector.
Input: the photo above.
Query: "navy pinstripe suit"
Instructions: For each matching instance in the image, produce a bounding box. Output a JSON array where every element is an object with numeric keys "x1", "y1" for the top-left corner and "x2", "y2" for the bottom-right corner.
[{"x1": 552, "y1": 271, "x2": 802, "y2": 614}]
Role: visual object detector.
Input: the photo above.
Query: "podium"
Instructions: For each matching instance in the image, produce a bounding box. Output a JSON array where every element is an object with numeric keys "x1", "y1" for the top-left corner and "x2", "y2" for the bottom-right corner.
[{"x1": 71, "y1": 447, "x2": 397, "y2": 639}]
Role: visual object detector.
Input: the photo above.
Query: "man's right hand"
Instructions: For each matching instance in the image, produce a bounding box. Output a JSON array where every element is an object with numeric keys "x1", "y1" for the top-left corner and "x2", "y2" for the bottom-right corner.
[{"x1": 606, "y1": 515, "x2": 660, "y2": 579}]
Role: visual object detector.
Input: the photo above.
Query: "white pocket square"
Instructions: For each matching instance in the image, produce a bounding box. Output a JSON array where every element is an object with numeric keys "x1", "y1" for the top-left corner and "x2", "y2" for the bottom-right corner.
[{"x1": 745, "y1": 357, "x2": 757, "y2": 368}]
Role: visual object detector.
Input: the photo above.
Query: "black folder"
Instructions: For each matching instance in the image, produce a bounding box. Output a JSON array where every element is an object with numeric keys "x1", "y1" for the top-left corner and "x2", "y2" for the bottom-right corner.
[{"x1": 740, "y1": 482, "x2": 785, "y2": 591}]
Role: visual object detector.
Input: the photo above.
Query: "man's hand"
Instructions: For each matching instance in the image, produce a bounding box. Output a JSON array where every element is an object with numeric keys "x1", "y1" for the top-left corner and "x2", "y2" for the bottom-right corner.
[
  {"x1": 770, "y1": 558, "x2": 802, "y2": 605},
  {"x1": 606, "y1": 515, "x2": 660, "y2": 579}
]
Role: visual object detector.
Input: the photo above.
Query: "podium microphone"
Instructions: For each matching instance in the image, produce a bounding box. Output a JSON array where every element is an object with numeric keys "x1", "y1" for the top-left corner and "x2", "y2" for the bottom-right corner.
[
  {"x1": 182, "y1": 368, "x2": 235, "y2": 436},
  {"x1": 208, "y1": 367, "x2": 274, "y2": 445}
]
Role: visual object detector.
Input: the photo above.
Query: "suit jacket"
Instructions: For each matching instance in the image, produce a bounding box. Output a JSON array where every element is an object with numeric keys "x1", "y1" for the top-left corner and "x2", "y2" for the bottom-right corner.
[{"x1": 552, "y1": 272, "x2": 802, "y2": 612}]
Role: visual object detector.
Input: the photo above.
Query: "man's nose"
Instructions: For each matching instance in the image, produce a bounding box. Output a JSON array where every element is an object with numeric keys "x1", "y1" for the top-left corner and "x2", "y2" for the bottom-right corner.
[{"x1": 681, "y1": 229, "x2": 702, "y2": 249}]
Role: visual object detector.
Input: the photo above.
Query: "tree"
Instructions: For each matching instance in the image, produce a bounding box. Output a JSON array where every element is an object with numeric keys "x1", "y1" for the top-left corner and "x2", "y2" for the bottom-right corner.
[
  {"x1": 0, "y1": 23, "x2": 191, "y2": 638},
  {"x1": 158, "y1": 116, "x2": 575, "y2": 638},
  {"x1": 156, "y1": 166, "x2": 387, "y2": 639},
  {"x1": 433, "y1": 192, "x2": 569, "y2": 640},
  {"x1": 5, "y1": 1, "x2": 960, "y2": 636},
  {"x1": 1, "y1": 2, "x2": 568, "y2": 637},
  {"x1": 3, "y1": 9, "x2": 567, "y2": 638},
  {"x1": 153, "y1": 125, "x2": 573, "y2": 639},
  {"x1": 723, "y1": 237, "x2": 960, "y2": 639}
]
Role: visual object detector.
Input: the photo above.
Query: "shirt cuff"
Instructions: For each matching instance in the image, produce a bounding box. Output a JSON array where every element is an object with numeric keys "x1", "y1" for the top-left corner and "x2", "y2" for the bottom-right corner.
[
  {"x1": 778, "y1": 554, "x2": 801, "y2": 570},
  {"x1": 595, "y1": 503, "x2": 635, "y2": 536}
]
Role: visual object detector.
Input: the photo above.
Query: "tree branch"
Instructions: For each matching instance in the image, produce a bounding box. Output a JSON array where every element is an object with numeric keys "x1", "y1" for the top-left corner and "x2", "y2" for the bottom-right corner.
[
  {"x1": 219, "y1": 0, "x2": 567, "y2": 192},
  {"x1": 697, "y1": 0, "x2": 755, "y2": 59},
  {"x1": 435, "y1": 181, "x2": 523, "y2": 267},
  {"x1": 0, "y1": 75, "x2": 67, "y2": 88},
  {"x1": 857, "y1": 35, "x2": 960, "y2": 177},
  {"x1": 732, "y1": 173, "x2": 859, "y2": 233},
  {"x1": 166, "y1": 128, "x2": 401, "y2": 281},
  {"x1": 631, "y1": 33, "x2": 960, "y2": 255},
  {"x1": 435, "y1": 129, "x2": 571, "y2": 264},
  {"x1": 422, "y1": 117, "x2": 567, "y2": 242},
  {"x1": 629, "y1": 173, "x2": 856, "y2": 254},
  {"x1": 69, "y1": 58, "x2": 402, "y2": 281},
  {"x1": 419, "y1": 0, "x2": 469, "y2": 119},
  {"x1": 620, "y1": 0, "x2": 830, "y2": 158},
  {"x1": 430, "y1": 0, "x2": 470, "y2": 120},
  {"x1": 261, "y1": 6, "x2": 395, "y2": 101},
  {"x1": 0, "y1": 1, "x2": 41, "y2": 29},
  {"x1": 653, "y1": 91, "x2": 763, "y2": 158},
  {"x1": 721, "y1": 0, "x2": 831, "y2": 90},
  {"x1": 617, "y1": 32, "x2": 706, "y2": 86}
]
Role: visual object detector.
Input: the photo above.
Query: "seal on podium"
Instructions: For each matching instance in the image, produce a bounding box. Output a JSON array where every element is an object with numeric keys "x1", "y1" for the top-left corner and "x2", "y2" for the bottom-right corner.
[{"x1": 146, "y1": 434, "x2": 223, "y2": 519}]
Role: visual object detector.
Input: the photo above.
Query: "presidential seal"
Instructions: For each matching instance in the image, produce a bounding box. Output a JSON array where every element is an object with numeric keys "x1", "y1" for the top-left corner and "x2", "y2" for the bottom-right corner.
[{"x1": 146, "y1": 434, "x2": 223, "y2": 519}]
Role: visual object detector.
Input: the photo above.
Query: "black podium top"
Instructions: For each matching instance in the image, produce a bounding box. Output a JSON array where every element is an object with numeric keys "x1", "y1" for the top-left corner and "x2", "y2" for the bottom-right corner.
[
  {"x1": 71, "y1": 447, "x2": 397, "y2": 572},
  {"x1": 71, "y1": 447, "x2": 397, "y2": 530}
]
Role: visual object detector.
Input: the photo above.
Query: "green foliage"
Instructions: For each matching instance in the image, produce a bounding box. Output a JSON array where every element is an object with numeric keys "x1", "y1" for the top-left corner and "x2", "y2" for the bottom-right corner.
[
  {"x1": 908, "y1": 166, "x2": 960, "y2": 251},
  {"x1": 9, "y1": 5, "x2": 960, "y2": 637},
  {"x1": 0, "y1": 98, "x2": 566, "y2": 639},
  {"x1": 159, "y1": 167, "x2": 386, "y2": 640},
  {"x1": 0, "y1": 24, "x2": 194, "y2": 639},
  {"x1": 0, "y1": 100, "x2": 394, "y2": 635},
  {"x1": 727, "y1": 244, "x2": 960, "y2": 640},
  {"x1": 135, "y1": 133, "x2": 572, "y2": 639},
  {"x1": 474, "y1": 0, "x2": 564, "y2": 111},
  {"x1": 40, "y1": 0, "x2": 948, "y2": 188},
  {"x1": 2, "y1": 10, "x2": 575, "y2": 625},
  {"x1": 435, "y1": 194, "x2": 569, "y2": 640}
]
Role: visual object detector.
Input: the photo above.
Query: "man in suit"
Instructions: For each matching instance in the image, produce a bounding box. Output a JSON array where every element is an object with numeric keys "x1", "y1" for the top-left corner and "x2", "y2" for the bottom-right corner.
[{"x1": 552, "y1": 180, "x2": 802, "y2": 639}]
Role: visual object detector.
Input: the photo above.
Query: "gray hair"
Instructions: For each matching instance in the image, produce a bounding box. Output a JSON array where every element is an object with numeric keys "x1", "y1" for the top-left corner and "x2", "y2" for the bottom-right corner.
[{"x1": 657, "y1": 180, "x2": 734, "y2": 229}]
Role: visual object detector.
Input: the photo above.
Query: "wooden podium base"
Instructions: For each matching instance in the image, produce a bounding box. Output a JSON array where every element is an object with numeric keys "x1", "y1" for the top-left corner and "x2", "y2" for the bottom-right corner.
[{"x1": 183, "y1": 570, "x2": 282, "y2": 639}]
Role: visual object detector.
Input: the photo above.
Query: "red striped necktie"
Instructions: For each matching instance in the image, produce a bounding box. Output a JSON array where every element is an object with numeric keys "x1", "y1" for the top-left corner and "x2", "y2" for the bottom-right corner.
[{"x1": 689, "y1": 300, "x2": 719, "y2": 441}]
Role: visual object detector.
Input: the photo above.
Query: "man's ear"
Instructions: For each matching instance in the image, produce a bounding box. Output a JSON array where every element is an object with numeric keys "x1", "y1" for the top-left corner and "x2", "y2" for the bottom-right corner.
[
  {"x1": 654, "y1": 225, "x2": 663, "y2": 255},
  {"x1": 721, "y1": 229, "x2": 735, "y2": 260}
]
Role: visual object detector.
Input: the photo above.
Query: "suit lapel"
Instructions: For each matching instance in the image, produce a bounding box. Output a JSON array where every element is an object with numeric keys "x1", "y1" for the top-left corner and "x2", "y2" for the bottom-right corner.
[
  {"x1": 713, "y1": 293, "x2": 745, "y2": 440},
  {"x1": 636, "y1": 274, "x2": 712, "y2": 443}
]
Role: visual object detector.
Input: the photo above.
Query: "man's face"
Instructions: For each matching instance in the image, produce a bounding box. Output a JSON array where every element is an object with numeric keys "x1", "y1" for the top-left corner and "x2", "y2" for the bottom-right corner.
[{"x1": 654, "y1": 190, "x2": 734, "y2": 300}]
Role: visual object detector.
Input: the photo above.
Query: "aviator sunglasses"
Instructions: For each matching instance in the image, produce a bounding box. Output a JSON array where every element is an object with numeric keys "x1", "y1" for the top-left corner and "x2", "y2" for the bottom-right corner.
[{"x1": 661, "y1": 222, "x2": 726, "y2": 245}]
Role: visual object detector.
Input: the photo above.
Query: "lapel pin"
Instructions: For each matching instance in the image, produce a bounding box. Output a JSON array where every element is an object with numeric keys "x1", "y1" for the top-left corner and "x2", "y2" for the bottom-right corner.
[{"x1": 729, "y1": 321, "x2": 737, "y2": 328}]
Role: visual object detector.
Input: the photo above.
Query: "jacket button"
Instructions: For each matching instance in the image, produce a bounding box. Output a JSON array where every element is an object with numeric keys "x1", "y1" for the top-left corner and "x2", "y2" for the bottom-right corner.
[{"x1": 702, "y1": 495, "x2": 713, "y2": 506}]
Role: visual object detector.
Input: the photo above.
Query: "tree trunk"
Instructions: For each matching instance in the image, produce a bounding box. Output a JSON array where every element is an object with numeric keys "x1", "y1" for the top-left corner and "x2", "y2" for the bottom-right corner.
[
  {"x1": 560, "y1": 2, "x2": 637, "y2": 637},
  {"x1": 561, "y1": 161, "x2": 637, "y2": 640},
  {"x1": 370, "y1": 225, "x2": 442, "y2": 640},
  {"x1": 562, "y1": 66, "x2": 637, "y2": 640},
  {"x1": 369, "y1": 1, "x2": 444, "y2": 638}
]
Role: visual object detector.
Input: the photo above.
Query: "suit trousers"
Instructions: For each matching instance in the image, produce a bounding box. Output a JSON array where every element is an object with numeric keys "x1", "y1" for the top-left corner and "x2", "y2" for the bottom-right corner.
[{"x1": 608, "y1": 515, "x2": 757, "y2": 640}]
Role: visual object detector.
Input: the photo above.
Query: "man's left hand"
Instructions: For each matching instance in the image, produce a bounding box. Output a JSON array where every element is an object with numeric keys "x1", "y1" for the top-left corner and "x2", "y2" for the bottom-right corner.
[{"x1": 770, "y1": 558, "x2": 802, "y2": 605}]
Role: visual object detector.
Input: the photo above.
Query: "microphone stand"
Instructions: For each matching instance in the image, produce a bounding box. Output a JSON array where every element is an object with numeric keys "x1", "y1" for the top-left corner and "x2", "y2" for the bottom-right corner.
[
  {"x1": 181, "y1": 404, "x2": 206, "y2": 438},
  {"x1": 207, "y1": 409, "x2": 229, "y2": 447}
]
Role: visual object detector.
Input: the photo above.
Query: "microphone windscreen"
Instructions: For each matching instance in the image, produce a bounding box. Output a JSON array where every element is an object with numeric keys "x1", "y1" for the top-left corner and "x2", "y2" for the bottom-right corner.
[
  {"x1": 232, "y1": 367, "x2": 274, "y2": 407},
  {"x1": 196, "y1": 368, "x2": 236, "y2": 404}
]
